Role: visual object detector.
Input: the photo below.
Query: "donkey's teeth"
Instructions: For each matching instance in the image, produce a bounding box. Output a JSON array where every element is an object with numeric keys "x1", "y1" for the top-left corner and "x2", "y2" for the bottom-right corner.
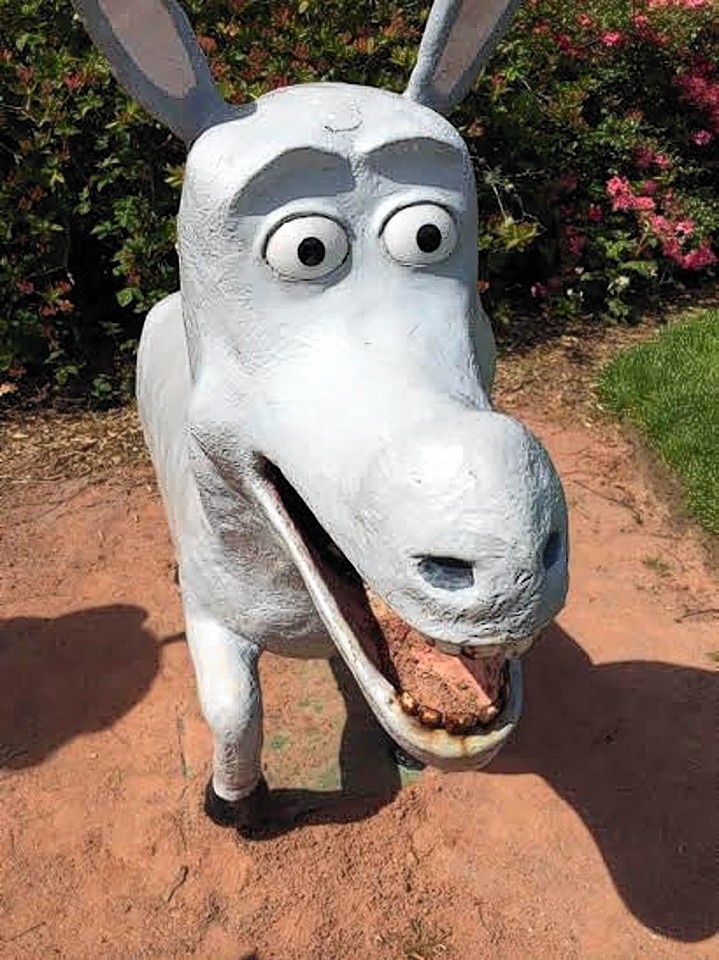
[
  {"x1": 417, "y1": 705, "x2": 443, "y2": 728},
  {"x1": 443, "y1": 712, "x2": 478, "y2": 734},
  {"x1": 477, "y1": 703, "x2": 500, "y2": 725},
  {"x1": 399, "y1": 690, "x2": 419, "y2": 716}
]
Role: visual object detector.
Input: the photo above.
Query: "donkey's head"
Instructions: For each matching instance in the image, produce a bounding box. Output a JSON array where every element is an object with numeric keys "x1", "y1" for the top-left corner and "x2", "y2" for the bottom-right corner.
[{"x1": 76, "y1": 1, "x2": 568, "y2": 768}]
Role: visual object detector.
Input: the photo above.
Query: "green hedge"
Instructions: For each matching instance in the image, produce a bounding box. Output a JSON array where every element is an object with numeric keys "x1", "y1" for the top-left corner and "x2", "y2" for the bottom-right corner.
[{"x1": 1, "y1": 0, "x2": 717, "y2": 403}]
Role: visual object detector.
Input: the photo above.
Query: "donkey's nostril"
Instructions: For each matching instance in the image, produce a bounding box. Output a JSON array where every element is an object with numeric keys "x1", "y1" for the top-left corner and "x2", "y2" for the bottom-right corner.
[
  {"x1": 418, "y1": 556, "x2": 475, "y2": 591},
  {"x1": 542, "y1": 530, "x2": 562, "y2": 571}
]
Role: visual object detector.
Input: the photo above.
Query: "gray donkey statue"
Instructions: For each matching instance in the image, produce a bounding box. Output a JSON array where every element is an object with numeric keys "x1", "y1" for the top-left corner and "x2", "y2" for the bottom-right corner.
[{"x1": 73, "y1": 0, "x2": 569, "y2": 828}]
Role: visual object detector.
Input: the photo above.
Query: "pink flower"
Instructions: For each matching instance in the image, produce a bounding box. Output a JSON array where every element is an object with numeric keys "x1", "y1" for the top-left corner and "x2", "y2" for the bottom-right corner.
[
  {"x1": 676, "y1": 70, "x2": 719, "y2": 135},
  {"x1": 606, "y1": 176, "x2": 635, "y2": 210},
  {"x1": 606, "y1": 176, "x2": 630, "y2": 196},
  {"x1": 649, "y1": 0, "x2": 708, "y2": 7},
  {"x1": 691, "y1": 129, "x2": 713, "y2": 146},
  {"x1": 576, "y1": 14, "x2": 593, "y2": 28},
  {"x1": 531, "y1": 283, "x2": 548, "y2": 298},
  {"x1": 679, "y1": 245, "x2": 717, "y2": 270},
  {"x1": 644, "y1": 212, "x2": 708, "y2": 268},
  {"x1": 607, "y1": 178, "x2": 658, "y2": 214},
  {"x1": 642, "y1": 180, "x2": 659, "y2": 195},
  {"x1": 601, "y1": 31, "x2": 624, "y2": 48},
  {"x1": 16, "y1": 280, "x2": 34, "y2": 295},
  {"x1": 648, "y1": 214, "x2": 673, "y2": 240},
  {"x1": 588, "y1": 204, "x2": 603, "y2": 222},
  {"x1": 634, "y1": 145, "x2": 672, "y2": 171},
  {"x1": 632, "y1": 196, "x2": 656, "y2": 211}
]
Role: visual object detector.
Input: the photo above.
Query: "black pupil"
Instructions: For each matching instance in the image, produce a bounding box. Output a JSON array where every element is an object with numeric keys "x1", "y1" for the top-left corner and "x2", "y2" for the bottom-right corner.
[
  {"x1": 298, "y1": 236, "x2": 326, "y2": 267},
  {"x1": 416, "y1": 223, "x2": 442, "y2": 253}
]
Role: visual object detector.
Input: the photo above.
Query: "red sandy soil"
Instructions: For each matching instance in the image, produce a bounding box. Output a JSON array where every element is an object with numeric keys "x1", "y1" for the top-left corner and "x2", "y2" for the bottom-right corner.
[{"x1": 0, "y1": 401, "x2": 717, "y2": 959}]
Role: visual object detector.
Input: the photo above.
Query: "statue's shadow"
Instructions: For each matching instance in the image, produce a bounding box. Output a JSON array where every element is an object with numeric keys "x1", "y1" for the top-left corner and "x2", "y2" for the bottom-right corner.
[
  {"x1": 3, "y1": 607, "x2": 713, "y2": 941},
  {"x1": 0, "y1": 606, "x2": 159, "y2": 769},
  {"x1": 250, "y1": 657, "x2": 403, "y2": 837},
  {"x1": 493, "y1": 624, "x2": 718, "y2": 942}
]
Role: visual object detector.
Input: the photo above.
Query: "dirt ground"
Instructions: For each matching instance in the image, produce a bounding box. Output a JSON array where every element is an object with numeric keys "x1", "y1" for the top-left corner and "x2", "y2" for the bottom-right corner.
[{"x1": 1, "y1": 345, "x2": 717, "y2": 958}]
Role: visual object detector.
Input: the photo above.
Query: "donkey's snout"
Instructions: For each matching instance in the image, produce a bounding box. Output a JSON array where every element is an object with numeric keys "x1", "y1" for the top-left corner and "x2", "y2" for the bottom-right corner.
[
  {"x1": 418, "y1": 527, "x2": 564, "y2": 594},
  {"x1": 356, "y1": 410, "x2": 569, "y2": 642}
]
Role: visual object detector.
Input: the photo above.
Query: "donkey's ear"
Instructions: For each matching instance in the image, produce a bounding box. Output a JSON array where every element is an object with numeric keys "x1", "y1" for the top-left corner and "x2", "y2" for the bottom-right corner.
[
  {"x1": 73, "y1": 0, "x2": 236, "y2": 144},
  {"x1": 405, "y1": 0, "x2": 521, "y2": 116}
]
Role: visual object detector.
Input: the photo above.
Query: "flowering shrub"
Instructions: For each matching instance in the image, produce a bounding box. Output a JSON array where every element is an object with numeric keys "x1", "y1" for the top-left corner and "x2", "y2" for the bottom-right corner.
[
  {"x1": 1, "y1": 0, "x2": 717, "y2": 402},
  {"x1": 464, "y1": 0, "x2": 718, "y2": 325}
]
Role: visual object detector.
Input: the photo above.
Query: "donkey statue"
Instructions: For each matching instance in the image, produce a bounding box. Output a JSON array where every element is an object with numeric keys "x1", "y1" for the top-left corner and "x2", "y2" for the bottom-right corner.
[{"x1": 73, "y1": 0, "x2": 568, "y2": 827}]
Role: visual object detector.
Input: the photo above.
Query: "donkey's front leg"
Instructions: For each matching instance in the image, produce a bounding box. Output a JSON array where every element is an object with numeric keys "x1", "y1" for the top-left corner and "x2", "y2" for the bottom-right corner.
[{"x1": 184, "y1": 608, "x2": 267, "y2": 827}]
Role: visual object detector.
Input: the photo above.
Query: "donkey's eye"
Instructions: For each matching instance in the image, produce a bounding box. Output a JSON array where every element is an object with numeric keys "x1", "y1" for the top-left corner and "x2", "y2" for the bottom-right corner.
[
  {"x1": 265, "y1": 216, "x2": 349, "y2": 280},
  {"x1": 382, "y1": 204, "x2": 458, "y2": 265}
]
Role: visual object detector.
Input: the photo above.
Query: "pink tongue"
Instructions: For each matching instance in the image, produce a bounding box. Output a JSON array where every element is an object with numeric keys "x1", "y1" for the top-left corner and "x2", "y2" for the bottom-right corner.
[{"x1": 367, "y1": 592, "x2": 504, "y2": 716}]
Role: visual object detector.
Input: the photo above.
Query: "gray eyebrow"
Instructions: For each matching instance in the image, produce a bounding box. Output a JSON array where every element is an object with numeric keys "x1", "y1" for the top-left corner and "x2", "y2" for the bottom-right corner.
[
  {"x1": 230, "y1": 148, "x2": 355, "y2": 217},
  {"x1": 361, "y1": 137, "x2": 467, "y2": 188}
]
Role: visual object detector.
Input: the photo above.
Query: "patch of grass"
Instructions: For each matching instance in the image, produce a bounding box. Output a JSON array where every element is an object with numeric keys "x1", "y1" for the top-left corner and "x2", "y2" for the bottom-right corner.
[
  {"x1": 598, "y1": 309, "x2": 719, "y2": 536},
  {"x1": 643, "y1": 555, "x2": 671, "y2": 577},
  {"x1": 377, "y1": 917, "x2": 450, "y2": 960},
  {"x1": 269, "y1": 732, "x2": 291, "y2": 751}
]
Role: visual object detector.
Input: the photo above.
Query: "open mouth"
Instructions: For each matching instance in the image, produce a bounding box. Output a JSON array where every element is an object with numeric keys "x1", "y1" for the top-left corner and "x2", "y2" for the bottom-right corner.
[{"x1": 248, "y1": 459, "x2": 527, "y2": 768}]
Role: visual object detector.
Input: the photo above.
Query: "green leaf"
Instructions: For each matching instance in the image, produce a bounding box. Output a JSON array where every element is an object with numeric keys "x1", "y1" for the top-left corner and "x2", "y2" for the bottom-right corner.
[{"x1": 116, "y1": 288, "x2": 134, "y2": 307}]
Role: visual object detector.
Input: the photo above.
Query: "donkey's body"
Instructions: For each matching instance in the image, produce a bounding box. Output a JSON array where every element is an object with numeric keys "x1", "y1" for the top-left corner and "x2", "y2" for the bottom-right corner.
[
  {"x1": 75, "y1": 2, "x2": 569, "y2": 827},
  {"x1": 139, "y1": 288, "x2": 330, "y2": 658}
]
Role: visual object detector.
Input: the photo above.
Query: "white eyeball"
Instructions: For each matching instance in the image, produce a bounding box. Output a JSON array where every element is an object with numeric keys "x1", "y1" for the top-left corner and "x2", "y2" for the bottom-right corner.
[
  {"x1": 382, "y1": 203, "x2": 458, "y2": 265},
  {"x1": 265, "y1": 215, "x2": 349, "y2": 280}
]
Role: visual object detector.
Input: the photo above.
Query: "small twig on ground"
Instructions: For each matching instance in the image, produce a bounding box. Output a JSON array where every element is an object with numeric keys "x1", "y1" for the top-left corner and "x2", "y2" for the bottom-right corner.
[
  {"x1": 12, "y1": 482, "x2": 96, "y2": 525},
  {"x1": 570, "y1": 478, "x2": 644, "y2": 525},
  {"x1": 4, "y1": 921, "x2": 47, "y2": 943},
  {"x1": 165, "y1": 864, "x2": 189, "y2": 903},
  {"x1": 175, "y1": 708, "x2": 189, "y2": 780},
  {"x1": 675, "y1": 608, "x2": 719, "y2": 622}
]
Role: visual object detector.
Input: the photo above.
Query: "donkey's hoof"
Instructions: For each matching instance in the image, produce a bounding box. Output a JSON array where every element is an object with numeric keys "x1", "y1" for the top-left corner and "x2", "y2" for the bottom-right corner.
[{"x1": 203, "y1": 777, "x2": 269, "y2": 828}]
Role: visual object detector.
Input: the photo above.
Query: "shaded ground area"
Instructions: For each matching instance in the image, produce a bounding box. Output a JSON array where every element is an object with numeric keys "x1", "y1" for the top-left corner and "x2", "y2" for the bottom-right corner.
[{"x1": 0, "y1": 391, "x2": 717, "y2": 957}]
